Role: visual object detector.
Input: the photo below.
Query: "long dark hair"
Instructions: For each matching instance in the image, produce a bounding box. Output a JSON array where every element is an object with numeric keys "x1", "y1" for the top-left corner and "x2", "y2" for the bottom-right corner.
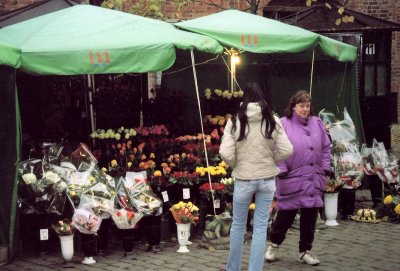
[
  {"x1": 283, "y1": 90, "x2": 314, "y2": 118},
  {"x1": 231, "y1": 82, "x2": 276, "y2": 141}
]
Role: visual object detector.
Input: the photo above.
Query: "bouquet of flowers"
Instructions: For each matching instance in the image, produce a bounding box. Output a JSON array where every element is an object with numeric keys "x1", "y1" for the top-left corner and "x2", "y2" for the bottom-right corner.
[
  {"x1": 199, "y1": 182, "x2": 226, "y2": 201},
  {"x1": 169, "y1": 201, "x2": 199, "y2": 224},
  {"x1": 325, "y1": 176, "x2": 344, "y2": 193},
  {"x1": 52, "y1": 218, "x2": 75, "y2": 236},
  {"x1": 333, "y1": 151, "x2": 364, "y2": 189},
  {"x1": 18, "y1": 158, "x2": 68, "y2": 215},
  {"x1": 117, "y1": 177, "x2": 162, "y2": 216},
  {"x1": 111, "y1": 208, "x2": 143, "y2": 229},
  {"x1": 361, "y1": 144, "x2": 376, "y2": 175},
  {"x1": 72, "y1": 208, "x2": 102, "y2": 234},
  {"x1": 371, "y1": 139, "x2": 399, "y2": 184}
]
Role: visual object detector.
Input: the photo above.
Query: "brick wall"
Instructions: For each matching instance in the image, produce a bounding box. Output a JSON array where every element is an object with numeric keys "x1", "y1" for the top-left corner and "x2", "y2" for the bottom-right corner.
[{"x1": 2, "y1": 0, "x2": 37, "y2": 13}]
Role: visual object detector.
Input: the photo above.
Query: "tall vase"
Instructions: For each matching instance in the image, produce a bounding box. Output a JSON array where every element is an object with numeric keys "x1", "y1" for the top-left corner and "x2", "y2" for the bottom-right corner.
[
  {"x1": 324, "y1": 192, "x2": 339, "y2": 226},
  {"x1": 59, "y1": 235, "x2": 74, "y2": 261},
  {"x1": 176, "y1": 223, "x2": 191, "y2": 253}
]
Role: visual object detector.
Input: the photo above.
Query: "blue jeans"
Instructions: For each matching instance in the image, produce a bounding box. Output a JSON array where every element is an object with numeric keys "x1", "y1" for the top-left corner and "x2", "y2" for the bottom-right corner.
[{"x1": 226, "y1": 178, "x2": 276, "y2": 271}]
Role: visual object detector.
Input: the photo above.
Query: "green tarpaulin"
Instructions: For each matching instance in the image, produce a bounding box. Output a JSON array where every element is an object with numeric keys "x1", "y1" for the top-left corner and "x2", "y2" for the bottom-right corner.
[
  {"x1": 0, "y1": 5, "x2": 223, "y2": 75},
  {"x1": 175, "y1": 9, "x2": 357, "y2": 62}
]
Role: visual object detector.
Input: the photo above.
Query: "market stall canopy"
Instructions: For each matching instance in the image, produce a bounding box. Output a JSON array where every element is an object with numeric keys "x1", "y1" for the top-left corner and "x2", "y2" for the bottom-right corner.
[
  {"x1": 0, "y1": 4, "x2": 223, "y2": 75},
  {"x1": 175, "y1": 9, "x2": 357, "y2": 62}
]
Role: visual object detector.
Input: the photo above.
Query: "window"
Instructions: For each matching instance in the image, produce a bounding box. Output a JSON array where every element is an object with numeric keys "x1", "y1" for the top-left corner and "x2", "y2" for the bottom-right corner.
[{"x1": 363, "y1": 31, "x2": 390, "y2": 97}]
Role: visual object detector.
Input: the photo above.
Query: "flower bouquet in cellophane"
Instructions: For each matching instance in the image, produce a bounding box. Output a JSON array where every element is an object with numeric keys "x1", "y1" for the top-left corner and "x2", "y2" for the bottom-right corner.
[
  {"x1": 18, "y1": 158, "x2": 68, "y2": 215},
  {"x1": 118, "y1": 177, "x2": 162, "y2": 216},
  {"x1": 111, "y1": 208, "x2": 143, "y2": 229},
  {"x1": 72, "y1": 208, "x2": 102, "y2": 234},
  {"x1": 371, "y1": 139, "x2": 399, "y2": 184},
  {"x1": 169, "y1": 201, "x2": 199, "y2": 224}
]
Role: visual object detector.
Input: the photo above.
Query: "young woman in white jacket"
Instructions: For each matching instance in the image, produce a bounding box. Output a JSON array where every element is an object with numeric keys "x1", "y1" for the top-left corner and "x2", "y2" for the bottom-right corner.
[{"x1": 220, "y1": 82, "x2": 293, "y2": 271}]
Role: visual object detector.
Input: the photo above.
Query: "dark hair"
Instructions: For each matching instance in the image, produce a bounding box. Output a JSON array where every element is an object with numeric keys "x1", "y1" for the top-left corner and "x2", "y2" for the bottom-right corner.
[
  {"x1": 283, "y1": 90, "x2": 314, "y2": 118},
  {"x1": 231, "y1": 82, "x2": 276, "y2": 141}
]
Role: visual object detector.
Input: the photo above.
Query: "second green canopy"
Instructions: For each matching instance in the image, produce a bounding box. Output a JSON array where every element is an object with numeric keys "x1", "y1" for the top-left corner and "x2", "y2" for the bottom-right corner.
[{"x1": 175, "y1": 10, "x2": 357, "y2": 62}]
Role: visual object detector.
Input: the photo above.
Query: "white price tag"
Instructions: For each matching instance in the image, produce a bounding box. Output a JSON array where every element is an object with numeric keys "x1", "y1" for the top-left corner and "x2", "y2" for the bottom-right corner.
[
  {"x1": 214, "y1": 199, "x2": 220, "y2": 209},
  {"x1": 40, "y1": 229, "x2": 49, "y2": 240},
  {"x1": 161, "y1": 191, "x2": 169, "y2": 202},
  {"x1": 183, "y1": 188, "x2": 190, "y2": 199}
]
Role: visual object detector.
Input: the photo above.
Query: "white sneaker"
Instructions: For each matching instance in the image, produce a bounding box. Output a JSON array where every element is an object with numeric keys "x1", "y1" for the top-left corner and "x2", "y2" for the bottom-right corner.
[
  {"x1": 81, "y1": 256, "x2": 96, "y2": 265},
  {"x1": 265, "y1": 243, "x2": 279, "y2": 262},
  {"x1": 298, "y1": 251, "x2": 320, "y2": 265}
]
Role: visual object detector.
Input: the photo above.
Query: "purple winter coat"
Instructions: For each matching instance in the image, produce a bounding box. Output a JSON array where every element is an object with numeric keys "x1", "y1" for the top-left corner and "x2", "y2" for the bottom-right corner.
[{"x1": 275, "y1": 112, "x2": 331, "y2": 210}]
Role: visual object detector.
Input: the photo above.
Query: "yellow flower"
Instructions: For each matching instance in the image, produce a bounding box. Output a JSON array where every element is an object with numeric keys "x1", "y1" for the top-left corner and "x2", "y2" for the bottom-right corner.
[
  {"x1": 89, "y1": 176, "x2": 95, "y2": 182},
  {"x1": 395, "y1": 204, "x2": 400, "y2": 215},
  {"x1": 150, "y1": 153, "x2": 155, "y2": 159},
  {"x1": 219, "y1": 161, "x2": 227, "y2": 168},
  {"x1": 249, "y1": 203, "x2": 256, "y2": 210},
  {"x1": 127, "y1": 161, "x2": 132, "y2": 168},
  {"x1": 69, "y1": 191, "x2": 76, "y2": 197},
  {"x1": 111, "y1": 159, "x2": 118, "y2": 168},
  {"x1": 384, "y1": 195, "x2": 393, "y2": 205},
  {"x1": 154, "y1": 170, "x2": 162, "y2": 177},
  {"x1": 101, "y1": 167, "x2": 107, "y2": 172}
]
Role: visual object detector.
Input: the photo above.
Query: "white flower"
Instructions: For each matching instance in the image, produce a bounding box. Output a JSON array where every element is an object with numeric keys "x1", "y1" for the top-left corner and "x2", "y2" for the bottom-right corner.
[
  {"x1": 89, "y1": 131, "x2": 98, "y2": 138},
  {"x1": 125, "y1": 133, "x2": 130, "y2": 139},
  {"x1": 57, "y1": 181, "x2": 67, "y2": 191},
  {"x1": 44, "y1": 171, "x2": 61, "y2": 183},
  {"x1": 22, "y1": 173, "x2": 37, "y2": 184},
  {"x1": 115, "y1": 133, "x2": 121, "y2": 140}
]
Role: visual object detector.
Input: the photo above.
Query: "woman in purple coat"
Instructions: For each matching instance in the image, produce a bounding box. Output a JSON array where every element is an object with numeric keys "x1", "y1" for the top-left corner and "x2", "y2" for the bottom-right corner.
[{"x1": 265, "y1": 90, "x2": 331, "y2": 266}]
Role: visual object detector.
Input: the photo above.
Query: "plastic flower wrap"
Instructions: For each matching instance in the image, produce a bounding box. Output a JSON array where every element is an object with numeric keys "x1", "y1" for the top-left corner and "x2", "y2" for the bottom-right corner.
[
  {"x1": 78, "y1": 181, "x2": 116, "y2": 217},
  {"x1": 360, "y1": 144, "x2": 376, "y2": 175},
  {"x1": 117, "y1": 177, "x2": 162, "y2": 216},
  {"x1": 333, "y1": 151, "x2": 364, "y2": 189},
  {"x1": 18, "y1": 158, "x2": 67, "y2": 215},
  {"x1": 72, "y1": 208, "x2": 102, "y2": 234},
  {"x1": 111, "y1": 208, "x2": 143, "y2": 229},
  {"x1": 66, "y1": 161, "x2": 116, "y2": 210},
  {"x1": 319, "y1": 108, "x2": 356, "y2": 142},
  {"x1": 371, "y1": 139, "x2": 399, "y2": 184},
  {"x1": 325, "y1": 176, "x2": 344, "y2": 193},
  {"x1": 169, "y1": 201, "x2": 200, "y2": 224}
]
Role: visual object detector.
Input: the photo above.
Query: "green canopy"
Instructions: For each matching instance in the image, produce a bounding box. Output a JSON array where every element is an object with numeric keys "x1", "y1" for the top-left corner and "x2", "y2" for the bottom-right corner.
[
  {"x1": 175, "y1": 9, "x2": 357, "y2": 62},
  {"x1": 0, "y1": 5, "x2": 223, "y2": 75}
]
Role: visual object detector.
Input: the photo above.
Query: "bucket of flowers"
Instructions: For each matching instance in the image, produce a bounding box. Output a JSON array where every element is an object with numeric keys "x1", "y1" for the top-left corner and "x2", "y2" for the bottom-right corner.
[
  {"x1": 169, "y1": 201, "x2": 199, "y2": 253},
  {"x1": 52, "y1": 219, "x2": 75, "y2": 262}
]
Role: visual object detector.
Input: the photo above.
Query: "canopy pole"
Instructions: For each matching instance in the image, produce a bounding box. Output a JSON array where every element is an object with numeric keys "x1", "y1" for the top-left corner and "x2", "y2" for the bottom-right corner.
[
  {"x1": 309, "y1": 48, "x2": 315, "y2": 97},
  {"x1": 87, "y1": 74, "x2": 95, "y2": 133},
  {"x1": 190, "y1": 49, "x2": 216, "y2": 216}
]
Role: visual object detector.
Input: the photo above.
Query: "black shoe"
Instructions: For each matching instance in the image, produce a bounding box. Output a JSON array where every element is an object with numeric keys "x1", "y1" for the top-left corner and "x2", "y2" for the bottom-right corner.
[
  {"x1": 124, "y1": 251, "x2": 137, "y2": 260},
  {"x1": 98, "y1": 249, "x2": 106, "y2": 257},
  {"x1": 147, "y1": 245, "x2": 161, "y2": 253}
]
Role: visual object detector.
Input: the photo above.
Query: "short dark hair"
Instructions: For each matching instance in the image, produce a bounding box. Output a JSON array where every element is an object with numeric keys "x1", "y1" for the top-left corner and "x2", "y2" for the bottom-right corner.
[{"x1": 283, "y1": 90, "x2": 314, "y2": 118}]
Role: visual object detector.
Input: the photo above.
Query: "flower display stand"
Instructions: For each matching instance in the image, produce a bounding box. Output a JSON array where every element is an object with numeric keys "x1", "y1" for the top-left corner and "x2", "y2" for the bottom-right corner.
[
  {"x1": 59, "y1": 234, "x2": 74, "y2": 262},
  {"x1": 324, "y1": 192, "x2": 339, "y2": 226},
  {"x1": 176, "y1": 223, "x2": 191, "y2": 253}
]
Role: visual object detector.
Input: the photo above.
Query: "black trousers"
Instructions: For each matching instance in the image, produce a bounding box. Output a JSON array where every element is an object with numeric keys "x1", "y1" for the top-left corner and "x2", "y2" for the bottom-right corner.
[
  {"x1": 139, "y1": 215, "x2": 161, "y2": 246},
  {"x1": 269, "y1": 208, "x2": 318, "y2": 253},
  {"x1": 368, "y1": 175, "x2": 383, "y2": 207},
  {"x1": 338, "y1": 189, "x2": 356, "y2": 217}
]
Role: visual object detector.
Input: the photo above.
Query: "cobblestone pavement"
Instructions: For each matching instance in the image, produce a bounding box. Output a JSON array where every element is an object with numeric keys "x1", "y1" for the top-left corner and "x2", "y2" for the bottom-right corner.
[{"x1": 2, "y1": 199, "x2": 400, "y2": 271}]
